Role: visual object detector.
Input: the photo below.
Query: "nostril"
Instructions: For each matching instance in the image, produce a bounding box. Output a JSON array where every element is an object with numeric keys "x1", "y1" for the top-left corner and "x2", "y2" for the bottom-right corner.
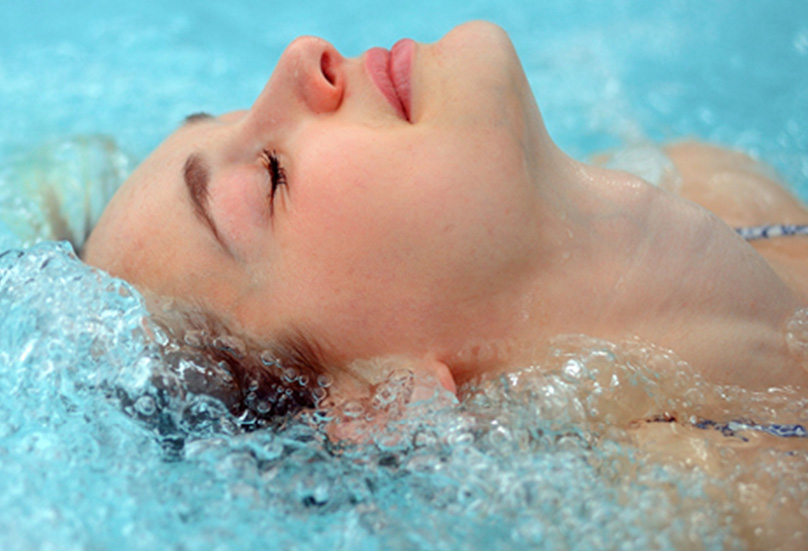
[{"x1": 320, "y1": 52, "x2": 336, "y2": 86}]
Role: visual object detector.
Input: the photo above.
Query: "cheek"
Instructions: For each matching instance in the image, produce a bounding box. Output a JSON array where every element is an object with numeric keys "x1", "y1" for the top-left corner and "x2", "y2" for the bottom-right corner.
[
  {"x1": 290, "y1": 131, "x2": 526, "y2": 254},
  {"x1": 288, "y1": 140, "x2": 395, "y2": 240},
  {"x1": 282, "y1": 125, "x2": 533, "y2": 284},
  {"x1": 290, "y1": 154, "x2": 423, "y2": 258}
]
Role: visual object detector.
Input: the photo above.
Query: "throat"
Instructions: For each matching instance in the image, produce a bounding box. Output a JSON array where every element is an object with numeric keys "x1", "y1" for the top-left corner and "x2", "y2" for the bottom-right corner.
[
  {"x1": 533, "y1": 179, "x2": 806, "y2": 388},
  {"x1": 449, "y1": 163, "x2": 806, "y2": 390}
]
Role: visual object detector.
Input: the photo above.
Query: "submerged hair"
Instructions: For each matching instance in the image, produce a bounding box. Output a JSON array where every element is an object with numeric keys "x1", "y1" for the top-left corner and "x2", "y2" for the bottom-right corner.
[{"x1": 148, "y1": 298, "x2": 333, "y2": 428}]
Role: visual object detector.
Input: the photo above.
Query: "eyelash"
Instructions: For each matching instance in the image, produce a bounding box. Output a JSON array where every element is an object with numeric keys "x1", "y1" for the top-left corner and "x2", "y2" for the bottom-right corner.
[{"x1": 261, "y1": 149, "x2": 287, "y2": 213}]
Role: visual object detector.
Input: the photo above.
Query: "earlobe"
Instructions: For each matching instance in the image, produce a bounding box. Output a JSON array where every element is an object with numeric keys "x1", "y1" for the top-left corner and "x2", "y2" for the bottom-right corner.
[
  {"x1": 408, "y1": 355, "x2": 457, "y2": 404},
  {"x1": 337, "y1": 354, "x2": 458, "y2": 403},
  {"x1": 432, "y1": 360, "x2": 457, "y2": 395},
  {"x1": 419, "y1": 355, "x2": 457, "y2": 396}
]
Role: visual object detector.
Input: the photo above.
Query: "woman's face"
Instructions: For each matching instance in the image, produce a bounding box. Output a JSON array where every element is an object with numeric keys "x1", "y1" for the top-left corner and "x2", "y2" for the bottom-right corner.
[{"x1": 84, "y1": 21, "x2": 550, "y2": 365}]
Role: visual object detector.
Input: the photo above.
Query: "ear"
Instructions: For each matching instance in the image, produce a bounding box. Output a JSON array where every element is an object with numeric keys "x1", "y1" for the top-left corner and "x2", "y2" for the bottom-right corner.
[
  {"x1": 430, "y1": 358, "x2": 458, "y2": 395},
  {"x1": 336, "y1": 354, "x2": 458, "y2": 403},
  {"x1": 411, "y1": 355, "x2": 457, "y2": 400}
]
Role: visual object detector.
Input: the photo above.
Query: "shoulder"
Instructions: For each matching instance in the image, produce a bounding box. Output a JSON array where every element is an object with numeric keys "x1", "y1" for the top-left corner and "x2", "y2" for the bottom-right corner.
[
  {"x1": 664, "y1": 141, "x2": 808, "y2": 227},
  {"x1": 665, "y1": 141, "x2": 808, "y2": 298}
]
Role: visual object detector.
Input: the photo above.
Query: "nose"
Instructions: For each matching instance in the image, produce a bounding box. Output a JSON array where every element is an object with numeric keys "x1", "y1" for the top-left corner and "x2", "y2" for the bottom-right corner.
[{"x1": 250, "y1": 36, "x2": 345, "y2": 120}]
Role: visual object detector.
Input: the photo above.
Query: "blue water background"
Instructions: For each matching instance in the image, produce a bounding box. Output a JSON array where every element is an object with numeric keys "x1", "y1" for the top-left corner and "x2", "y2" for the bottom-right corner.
[
  {"x1": 1, "y1": 1, "x2": 808, "y2": 550},
  {"x1": 2, "y1": 0, "x2": 807, "y2": 192}
]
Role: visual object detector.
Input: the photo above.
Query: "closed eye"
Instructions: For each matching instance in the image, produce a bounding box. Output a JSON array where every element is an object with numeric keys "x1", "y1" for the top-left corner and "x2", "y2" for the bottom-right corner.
[{"x1": 261, "y1": 149, "x2": 287, "y2": 215}]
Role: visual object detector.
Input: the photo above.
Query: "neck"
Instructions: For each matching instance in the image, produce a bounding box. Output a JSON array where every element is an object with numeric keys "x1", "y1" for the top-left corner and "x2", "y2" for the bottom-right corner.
[{"x1": 446, "y1": 151, "x2": 807, "y2": 390}]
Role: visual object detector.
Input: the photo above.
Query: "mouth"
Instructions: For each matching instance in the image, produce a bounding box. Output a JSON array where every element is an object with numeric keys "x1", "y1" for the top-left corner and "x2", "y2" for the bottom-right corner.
[{"x1": 365, "y1": 39, "x2": 414, "y2": 122}]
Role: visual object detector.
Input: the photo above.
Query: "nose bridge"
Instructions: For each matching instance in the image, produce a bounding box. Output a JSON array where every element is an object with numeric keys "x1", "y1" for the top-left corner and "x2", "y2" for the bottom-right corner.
[{"x1": 248, "y1": 36, "x2": 344, "y2": 130}]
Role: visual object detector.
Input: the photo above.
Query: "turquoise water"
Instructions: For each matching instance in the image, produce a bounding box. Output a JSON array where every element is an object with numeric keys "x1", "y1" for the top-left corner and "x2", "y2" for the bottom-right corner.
[
  {"x1": 1, "y1": 1, "x2": 808, "y2": 550},
  {"x1": 3, "y1": 1, "x2": 807, "y2": 190}
]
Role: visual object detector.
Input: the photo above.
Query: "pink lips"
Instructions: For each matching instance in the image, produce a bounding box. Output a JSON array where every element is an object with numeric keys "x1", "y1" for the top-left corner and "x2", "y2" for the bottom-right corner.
[{"x1": 365, "y1": 38, "x2": 414, "y2": 121}]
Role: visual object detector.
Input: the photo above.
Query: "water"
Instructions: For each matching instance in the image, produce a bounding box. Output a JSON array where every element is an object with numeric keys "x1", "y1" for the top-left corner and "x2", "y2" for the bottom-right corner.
[{"x1": 2, "y1": 1, "x2": 808, "y2": 550}]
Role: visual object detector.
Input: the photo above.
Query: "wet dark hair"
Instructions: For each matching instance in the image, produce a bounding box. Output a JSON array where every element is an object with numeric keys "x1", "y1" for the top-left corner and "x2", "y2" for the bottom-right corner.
[
  {"x1": 77, "y1": 242, "x2": 333, "y2": 427},
  {"x1": 150, "y1": 300, "x2": 333, "y2": 428}
]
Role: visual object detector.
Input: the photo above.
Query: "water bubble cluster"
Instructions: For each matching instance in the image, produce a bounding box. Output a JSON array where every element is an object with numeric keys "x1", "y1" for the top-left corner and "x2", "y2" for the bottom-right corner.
[{"x1": 0, "y1": 244, "x2": 806, "y2": 550}]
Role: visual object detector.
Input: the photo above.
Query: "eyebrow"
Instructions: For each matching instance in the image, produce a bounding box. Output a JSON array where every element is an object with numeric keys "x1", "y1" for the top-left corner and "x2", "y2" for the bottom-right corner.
[
  {"x1": 183, "y1": 153, "x2": 231, "y2": 256},
  {"x1": 182, "y1": 112, "x2": 214, "y2": 126}
]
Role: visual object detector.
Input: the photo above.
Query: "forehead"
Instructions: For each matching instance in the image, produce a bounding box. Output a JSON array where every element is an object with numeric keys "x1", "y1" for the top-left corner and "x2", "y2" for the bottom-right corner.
[
  {"x1": 83, "y1": 158, "x2": 173, "y2": 283},
  {"x1": 84, "y1": 124, "x2": 211, "y2": 287}
]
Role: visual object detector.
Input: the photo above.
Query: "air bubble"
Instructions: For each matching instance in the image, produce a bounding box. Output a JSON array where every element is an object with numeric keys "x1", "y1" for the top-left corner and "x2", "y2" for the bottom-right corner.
[
  {"x1": 282, "y1": 367, "x2": 298, "y2": 384},
  {"x1": 412, "y1": 428, "x2": 439, "y2": 448},
  {"x1": 446, "y1": 429, "x2": 474, "y2": 447},
  {"x1": 183, "y1": 330, "x2": 204, "y2": 348},
  {"x1": 373, "y1": 383, "x2": 397, "y2": 407},
  {"x1": 312, "y1": 387, "x2": 327, "y2": 403},
  {"x1": 340, "y1": 400, "x2": 364, "y2": 419},
  {"x1": 310, "y1": 408, "x2": 334, "y2": 424},
  {"x1": 386, "y1": 370, "x2": 413, "y2": 387},
  {"x1": 212, "y1": 335, "x2": 245, "y2": 359},
  {"x1": 134, "y1": 395, "x2": 157, "y2": 416},
  {"x1": 562, "y1": 358, "x2": 584, "y2": 380},
  {"x1": 259, "y1": 350, "x2": 279, "y2": 367}
]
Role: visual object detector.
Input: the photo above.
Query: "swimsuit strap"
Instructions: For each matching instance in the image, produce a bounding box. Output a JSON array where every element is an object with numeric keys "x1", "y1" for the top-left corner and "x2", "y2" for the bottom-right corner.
[
  {"x1": 735, "y1": 224, "x2": 808, "y2": 241},
  {"x1": 695, "y1": 419, "x2": 808, "y2": 439}
]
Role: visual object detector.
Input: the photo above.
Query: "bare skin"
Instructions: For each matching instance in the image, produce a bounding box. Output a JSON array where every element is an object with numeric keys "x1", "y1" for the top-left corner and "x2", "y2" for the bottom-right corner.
[
  {"x1": 668, "y1": 141, "x2": 808, "y2": 298},
  {"x1": 456, "y1": 145, "x2": 808, "y2": 393},
  {"x1": 616, "y1": 142, "x2": 808, "y2": 551}
]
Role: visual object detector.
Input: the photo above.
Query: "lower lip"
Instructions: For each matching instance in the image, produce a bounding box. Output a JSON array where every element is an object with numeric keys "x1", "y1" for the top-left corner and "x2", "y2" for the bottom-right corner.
[{"x1": 365, "y1": 39, "x2": 414, "y2": 121}]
